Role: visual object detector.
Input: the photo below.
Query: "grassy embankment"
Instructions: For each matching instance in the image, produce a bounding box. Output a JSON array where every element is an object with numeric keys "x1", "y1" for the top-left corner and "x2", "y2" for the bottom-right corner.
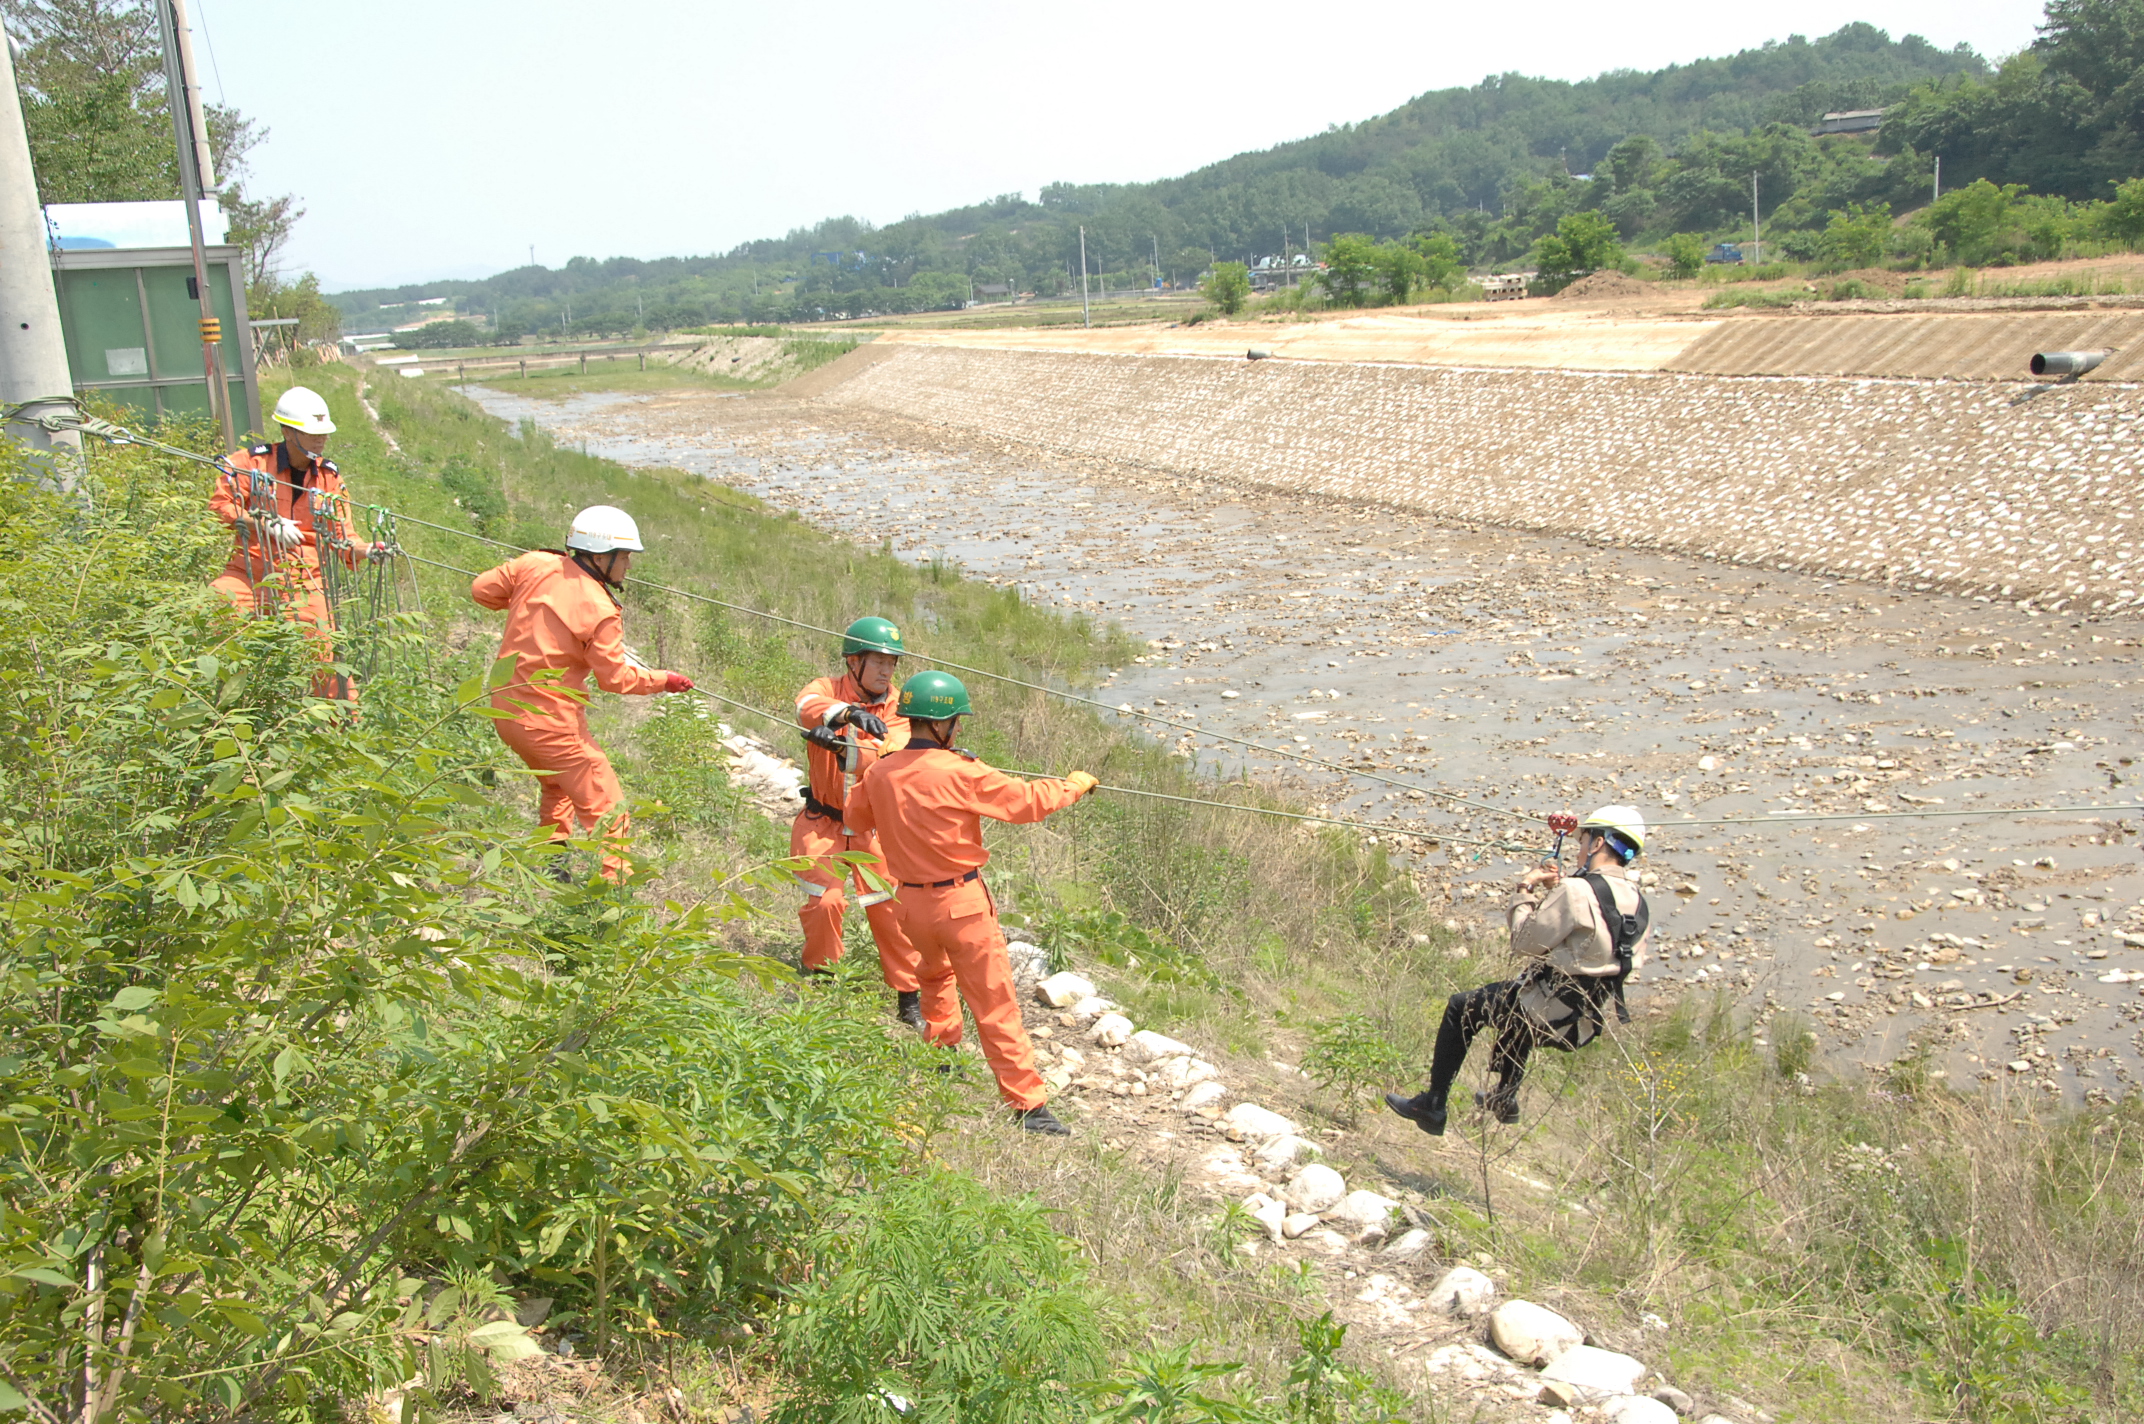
[{"x1": 349, "y1": 363, "x2": 2144, "y2": 1423}]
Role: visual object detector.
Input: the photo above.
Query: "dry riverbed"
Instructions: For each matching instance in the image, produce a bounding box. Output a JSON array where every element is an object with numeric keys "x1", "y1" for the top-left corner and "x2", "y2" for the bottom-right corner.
[{"x1": 466, "y1": 383, "x2": 2144, "y2": 1102}]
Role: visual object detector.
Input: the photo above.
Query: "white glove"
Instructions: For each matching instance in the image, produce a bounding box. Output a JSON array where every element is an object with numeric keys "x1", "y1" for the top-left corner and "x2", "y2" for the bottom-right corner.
[{"x1": 266, "y1": 516, "x2": 303, "y2": 550}]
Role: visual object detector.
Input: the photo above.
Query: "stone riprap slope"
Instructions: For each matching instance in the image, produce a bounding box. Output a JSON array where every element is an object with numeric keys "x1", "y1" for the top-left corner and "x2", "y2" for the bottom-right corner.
[
  {"x1": 1667, "y1": 310, "x2": 2144, "y2": 381},
  {"x1": 818, "y1": 345, "x2": 2144, "y2": 612}
]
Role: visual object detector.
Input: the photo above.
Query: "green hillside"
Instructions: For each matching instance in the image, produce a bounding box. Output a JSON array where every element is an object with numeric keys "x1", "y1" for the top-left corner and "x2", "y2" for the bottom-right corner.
[{"x1": 332, "y1": 22, "x2": 1985, "y2": 333}]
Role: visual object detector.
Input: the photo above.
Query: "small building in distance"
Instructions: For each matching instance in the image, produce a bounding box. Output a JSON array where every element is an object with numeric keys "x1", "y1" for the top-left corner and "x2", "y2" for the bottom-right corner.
[{"x1": 1816, "y1": 109, "x2": 1885, "y2": 135}]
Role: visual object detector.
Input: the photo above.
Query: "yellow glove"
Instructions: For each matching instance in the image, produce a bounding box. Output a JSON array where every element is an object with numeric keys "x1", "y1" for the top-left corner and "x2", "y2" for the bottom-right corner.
[{"x1": 1065, "y1": 771, "x2": 1099, "y2": 798}]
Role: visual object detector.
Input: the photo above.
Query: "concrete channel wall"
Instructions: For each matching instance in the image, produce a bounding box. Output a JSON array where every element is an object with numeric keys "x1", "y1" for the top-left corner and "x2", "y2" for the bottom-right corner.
[{"x1": 817, "y1": 344, "x2": 2144, "y2": 612}]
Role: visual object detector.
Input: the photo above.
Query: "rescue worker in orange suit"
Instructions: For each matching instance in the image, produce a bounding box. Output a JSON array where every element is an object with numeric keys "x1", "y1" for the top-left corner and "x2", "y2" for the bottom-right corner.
[
  {"x1": 845, "y1": 671, "x2": 1098, "y2": 1136},
  {"x1": 469, "y1": 504, "x2": 693, "y2": 882},
  {"x1": 208, "y1": 385, "x2": 386, "y2": 700},
  {"x1": 792, "y1": 616, "x2": 925, "y2": 1023}
]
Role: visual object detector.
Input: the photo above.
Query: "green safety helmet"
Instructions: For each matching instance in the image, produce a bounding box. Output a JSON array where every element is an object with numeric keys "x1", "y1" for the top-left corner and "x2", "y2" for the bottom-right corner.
[
  {"x1": 899, "y1": 669, "x2": 972, "y2": 720},
  {"x1": 843, "y1": 615, "x2": 906, "y2": 657}
]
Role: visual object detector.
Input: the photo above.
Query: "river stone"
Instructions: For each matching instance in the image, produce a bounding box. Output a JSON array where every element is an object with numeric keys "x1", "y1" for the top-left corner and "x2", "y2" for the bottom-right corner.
[
  {"x1": 1650, "y1": 1385, "x2": 1694, "y2": 1416},
  {"x1": 1247, "y1": 1196, "x2": 1286, "y2": 1242},
  {"x1": 1223, "y1": 1102, "x2": 1300, "y2": 1140},
  {"x1": 1384, "y1": 1228, "x2": 1435, "y2": 1264},
  {"x1": 1539, "y1": 1345, "x2": 1646, "y2": 1399},
  {"x1": 1252, "y1": 1134, "x2": 1320, "y2": 1174},
  {"x1": 1037, "y1": 971, "x2": 1095, "y2": 1008},
  {"x1": 1488, "y1": 1300, "x2": 1584, "y2": 1367},
  {"x1": 1088, "y1": 1013, "x2": 1132, "y2": 1046},
  {"x1": 1329, "y1": 1189, "x2": 1401, "y2": 1229},
  {"x1": 1154, "y1": 1056, "x2": 1219, "y2": 1089},
  {"x1": 1424, "y1": 1264, "x2": 1495, "y2": 1315},
  {"x1": 1281, "y1": 1211, "x2": 1320, "y2": 1239},
  {"x1": 1180, "y1": 1081, "x2": 1228, "y2": 1112},
  {"x1": 1604, "y1": 1398, "x2": 1679, "y2": 1424},
  {"x1": 1125, "y1": 1029, "x2": 1197, "y2": 1064},
  {"x1": 1286, "y1": 1163, "x2": 1347, "y2": 1213},
  {"x1": 1067, "y1": 994, "x2": 1116, "y2": 1024}
]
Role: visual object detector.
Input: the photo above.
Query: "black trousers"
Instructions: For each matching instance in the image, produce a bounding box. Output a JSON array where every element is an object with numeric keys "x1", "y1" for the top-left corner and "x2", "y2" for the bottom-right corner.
[{"x1": 1424, "y1": 980, "x2": 1536, "y2": 1106}]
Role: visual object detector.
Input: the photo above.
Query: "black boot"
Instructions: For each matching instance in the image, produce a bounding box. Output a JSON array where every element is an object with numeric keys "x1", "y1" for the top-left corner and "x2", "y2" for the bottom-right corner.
[
  {"x1": 1016, "y1": 1104, "x2": 1071, "y2": 1136},
  {"x1": 1384, "y1": 1091, "x2": 1447, "y2": 1136},
  {"x1": 1475, "y1": 1087, "x2": 1521, "y2": 1124},
  {"x1": 546, "y1": 854, "x2": 574, "y2": 885},
  {"x1": 895, "y1": 991, "x2": 924, "y2": 1028}
]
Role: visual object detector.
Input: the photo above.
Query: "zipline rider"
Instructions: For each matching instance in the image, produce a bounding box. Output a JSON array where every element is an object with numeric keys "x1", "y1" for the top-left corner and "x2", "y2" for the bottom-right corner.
[
  {"x1": 470, "y1": 505, "x2": 694, "y2": 883},
  {"x1": 208, "y1": 385, "x2": 385, "y2": 701},
  {"x1": 845, "y1": 671, "x2": 1098, "y2": 1137},
  {"x1": 792, "y1": 617, "x2": 924, "y2": 1024},
  {"x1": 1385, "y1": 805, "x2": 1651, "y2": 1134}
]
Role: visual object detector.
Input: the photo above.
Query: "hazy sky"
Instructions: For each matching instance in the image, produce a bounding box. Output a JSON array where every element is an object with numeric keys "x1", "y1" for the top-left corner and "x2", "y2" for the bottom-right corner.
[{"x1": 183, "y1": 1, "x2": 2048, "y2": 291}]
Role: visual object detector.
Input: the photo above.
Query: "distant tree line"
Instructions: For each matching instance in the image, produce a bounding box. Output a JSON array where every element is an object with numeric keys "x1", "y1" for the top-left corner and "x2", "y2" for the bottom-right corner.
[{"x1": 336, "y1": 5, "x2": 2144, "y2": 330}]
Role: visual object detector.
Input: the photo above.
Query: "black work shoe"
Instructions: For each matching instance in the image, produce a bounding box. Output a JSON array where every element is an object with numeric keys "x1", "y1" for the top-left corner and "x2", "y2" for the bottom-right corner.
[
  {"x1": 797, "y1": 964, "x2": 833, "y2": 981},
  {"x1": 545, "y1": 857, "x2": 574, "y2": 885},
  {"x1": 1475, "y1": 1088, "x2": 1521, "y2": 1125},
  {"x1": 1384, "y1": 1091, "x2": 1447, "y2": 1136},
  {"x1": 1016, "y1": 1104, "x2": 1071, "y2": 1136},
  {"x1": 895, "y1": 991, "x2": 924, "y2": 1028}
]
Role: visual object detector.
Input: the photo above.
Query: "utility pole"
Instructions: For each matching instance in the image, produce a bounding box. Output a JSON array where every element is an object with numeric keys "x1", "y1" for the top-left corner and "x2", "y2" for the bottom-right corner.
[
  {"x1": 1750, "y1": 170, "x2": 1761, "y2": 264},
  {"x1": 157, "y1": 0, "x2": 232, "y2": 449},
  {"x1": 1933, "y1": 156, "x2": 1941, "y2": 205},
  {"x1": 1151, "y1": 232, "x2": 1159, "y2": 288},
  {"x1": 1079, "y1": 225, "x2": 1090, "y2": 328},
  {"x1": 0, "y1": 17, "x2": 81, "y2": 485}
]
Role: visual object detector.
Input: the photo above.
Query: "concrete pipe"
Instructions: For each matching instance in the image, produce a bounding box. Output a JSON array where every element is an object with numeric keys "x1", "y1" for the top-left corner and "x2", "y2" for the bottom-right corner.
[{"x1": 2030, "y1": 350, "x2": 2110, "y2": 377}]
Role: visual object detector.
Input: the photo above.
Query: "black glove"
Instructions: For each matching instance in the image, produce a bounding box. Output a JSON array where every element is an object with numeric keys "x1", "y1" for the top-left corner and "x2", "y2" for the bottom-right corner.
[
  {"x1": 844, "y1": 710, "x2": 889, "y2": 739},
  {"x1": 803, "y1": 725, "x2": 845, "y2": 756}
]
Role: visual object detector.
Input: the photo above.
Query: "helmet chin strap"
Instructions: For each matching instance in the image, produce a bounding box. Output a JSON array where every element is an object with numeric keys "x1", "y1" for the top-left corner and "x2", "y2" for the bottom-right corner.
[{"x1": 573, "y1": 551, "x2": 625, "y2": 587}]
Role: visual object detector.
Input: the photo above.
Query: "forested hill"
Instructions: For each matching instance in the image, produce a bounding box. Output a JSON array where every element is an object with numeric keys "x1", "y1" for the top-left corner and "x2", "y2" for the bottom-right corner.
[{"x1": 334, "y1": 22, "x2": 1989, "y2": 332}]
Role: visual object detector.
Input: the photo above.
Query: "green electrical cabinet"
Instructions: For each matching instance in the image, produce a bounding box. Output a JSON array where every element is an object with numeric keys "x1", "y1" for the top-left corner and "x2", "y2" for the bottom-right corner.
[{"x1": 50, "y1": 244, "x2": 263, "y2": 432}]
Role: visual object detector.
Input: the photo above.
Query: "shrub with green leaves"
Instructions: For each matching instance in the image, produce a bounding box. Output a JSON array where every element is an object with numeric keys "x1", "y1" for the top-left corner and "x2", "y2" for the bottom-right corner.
[
  {"x1": 1302, "y1": 1016, "x2": 1409, "y2": 1123},
  {"x1": 0, "y1": 437, "x2": 934, "y2": 1420}
]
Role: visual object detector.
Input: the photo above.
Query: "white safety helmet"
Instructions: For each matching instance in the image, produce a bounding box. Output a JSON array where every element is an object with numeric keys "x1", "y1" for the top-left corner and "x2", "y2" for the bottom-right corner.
[
  {"x1": 564, "y1": 505, "x2": 644, "y2": 554},
  {"x1": 272, "y1": 385, "x2": 336, "y2": 435},
  {"x1": 1580, "y1": 805, "x2": 1647, "y2": 860}
]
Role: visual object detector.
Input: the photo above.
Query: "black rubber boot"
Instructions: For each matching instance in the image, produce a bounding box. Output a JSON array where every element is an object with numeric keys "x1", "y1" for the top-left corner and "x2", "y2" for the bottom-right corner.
[
  {"x1": 1385, "y1": 1091, "x2": 1447, "y2": 1136},
  {"x1": 1016, "y1": 1104, "x2": 1071, "y2": 1136},
  {"x1": 895, "y1": 991, "x2": 924, "y2": 1028},
  {"x1": 797, "y1": 964, "x2": 833, "y2": 981},
  {"x1": 1475, "y1": 1087, "x2": 1521, "y2": 1124},
  {"x1": 545, "y1": 854, "x2": 574, "y2": 885}
]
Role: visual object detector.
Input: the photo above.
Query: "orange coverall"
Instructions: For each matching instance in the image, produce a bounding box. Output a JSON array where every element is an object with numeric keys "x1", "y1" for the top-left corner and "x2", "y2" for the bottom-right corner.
[
  {"x1": 470, "y1": 551, "x2": 670, "y2": 879},
  {"x1": 208, "y1": 444, "x2": 361, "y2": 700},
  {"x1": 792, "y1": 673, "x2": 920, "y2": 986},
  {"x1": 846, "y1": 748, "x2": 1085, "y2": 1110}
]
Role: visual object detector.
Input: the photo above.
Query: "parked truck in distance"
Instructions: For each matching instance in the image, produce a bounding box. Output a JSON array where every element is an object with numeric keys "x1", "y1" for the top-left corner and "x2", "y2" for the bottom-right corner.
[{"x1": 1706, "y1": 242, "x2": 1744, "y2": 265}]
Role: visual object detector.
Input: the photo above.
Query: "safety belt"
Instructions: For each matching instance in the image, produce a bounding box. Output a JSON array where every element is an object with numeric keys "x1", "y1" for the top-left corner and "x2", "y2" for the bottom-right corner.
[{"x1": 1580, "y1": 872, "x2": 1649, "y2": 1025}]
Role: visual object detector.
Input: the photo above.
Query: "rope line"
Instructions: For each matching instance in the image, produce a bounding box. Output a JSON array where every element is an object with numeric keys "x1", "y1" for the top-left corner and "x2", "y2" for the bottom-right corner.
[
  {"x1": 34, "y1": 401, "x2": 2135, "y2": 846},
  {"x1": 376, "y1": 508, "x2": 1538, "y2": 826}
]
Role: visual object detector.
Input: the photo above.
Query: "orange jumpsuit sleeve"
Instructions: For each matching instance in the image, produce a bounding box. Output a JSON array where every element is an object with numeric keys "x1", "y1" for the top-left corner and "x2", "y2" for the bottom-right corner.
[
  {"x1": 582, "y1": 607, "x2": 668, "y2": 695},
  {"x1": 965, "y1": 761, "x2": 1083, "y2": 824},
  {"x1": 796, "y1": 676, "x2": 849, "y2": 730},
  {"x1": 470, "y1": 560, "x2": 516, "y2": 611}
]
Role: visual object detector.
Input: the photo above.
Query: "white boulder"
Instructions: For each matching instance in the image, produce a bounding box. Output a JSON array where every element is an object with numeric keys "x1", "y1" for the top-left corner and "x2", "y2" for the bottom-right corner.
[
  {"x1": 1222, "y1": 1102, "x2": 1300, "y2": 1140},
  {"x1": 1124, "y1": 1030, "x2": 1197, "y2": 1064},
  {"x1": 1424, "y1": 1264, "x2": 1496, "y2": 1315},
  {"x1": 1037, "y1": 971, "x2": 1096, "y2": 1008},
  {"x1": 1281, "y1": 1211, "x2": 1320, "y2": 1239},
  {"x1": 1154, "y1": 1056, "x2": 1219, "y2": 1090},
  {"x1": 1252, "y1": 1134, "x2": 1320, "y2": 1175},
  {"x1": 1088, "y1": 1013, "x2": 1132, "y2": 1047},
  {"x1": 1285, "y1": 1163, "x2": 1347, "y2": 1214},
  {"x1": 1384, "y1": 1228, "x2": 1436, "y2": 1264},
  {"x1": 1604, "y1": 1399, "x2": 1678, "y2": 1424},
  {"x1": 1489, "y1": 1300, "x2": 1584, "y2": 1367},
  {"x1": 1180, "y1": 1081, "x2": 1228, "y2": 1113},
  {"x1": 1540, "y1": 1345, "x2": 1646, "y2": 1401},
  {"x1": 1329, "y1": 1189, "x2": 1401, "y2": 1230},
  {"x1": 1066, "y1": 994, "x2": 1116, "y2": 1024}
]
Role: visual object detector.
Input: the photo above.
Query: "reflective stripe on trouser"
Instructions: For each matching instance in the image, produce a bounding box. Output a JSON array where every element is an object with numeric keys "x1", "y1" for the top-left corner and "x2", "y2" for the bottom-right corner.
[
  {"x1": 210, "y1": 566, "x2": 355, "y2": 702},
  {"x1": 890, "y1": 878, "x2": 1046, "y2": 1111},
  {"x1": 789, "y1": 813, "x2": 919, "y2": 990},
  {"x1": 492, "y1": 711, "x2": 633, "y2": 881}
]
